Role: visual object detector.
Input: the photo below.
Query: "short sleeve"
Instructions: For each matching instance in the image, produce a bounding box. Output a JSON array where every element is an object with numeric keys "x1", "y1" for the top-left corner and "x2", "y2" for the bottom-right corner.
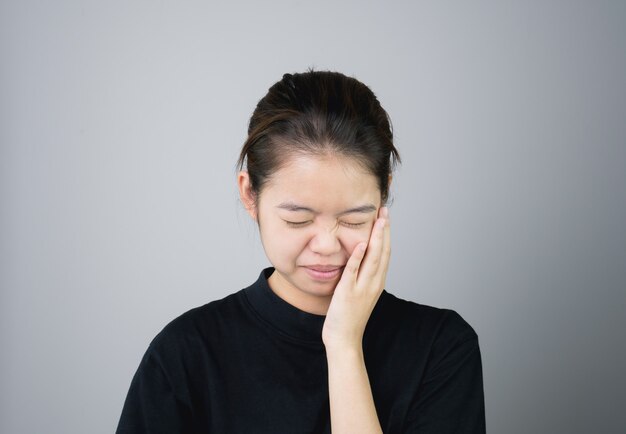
[
  {"x1": 403, "y1": 310, "x2": 486, "y2": 433},
  {"x1": 116, "y1": 348, "x2": 193, "y2": 434}
]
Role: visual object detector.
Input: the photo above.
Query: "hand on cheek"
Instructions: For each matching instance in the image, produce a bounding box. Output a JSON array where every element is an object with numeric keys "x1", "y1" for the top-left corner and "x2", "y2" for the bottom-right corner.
[{"x1": 322, "y1": 207, "x2": 391, "y2": 351}]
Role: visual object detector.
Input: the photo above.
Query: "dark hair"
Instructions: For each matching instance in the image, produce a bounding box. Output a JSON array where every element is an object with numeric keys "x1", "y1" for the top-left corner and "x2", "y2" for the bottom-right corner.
[{"x1": 237, "y1": 70, "x2": 401, "y2": 204}]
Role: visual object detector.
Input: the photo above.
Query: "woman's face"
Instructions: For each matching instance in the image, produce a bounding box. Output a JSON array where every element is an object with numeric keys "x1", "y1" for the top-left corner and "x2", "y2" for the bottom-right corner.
[{"x1": 238, "y1": 154, "x2": 382, "y2": 314}]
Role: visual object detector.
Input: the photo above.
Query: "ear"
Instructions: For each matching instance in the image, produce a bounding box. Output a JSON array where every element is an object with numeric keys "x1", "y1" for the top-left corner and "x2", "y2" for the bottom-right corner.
[
  {"x1": 388, "y1": 174, "x2": 393, "y2": 189},
  {"x1": 237, "y1": 171, "x2": 258, "y2": 220}
]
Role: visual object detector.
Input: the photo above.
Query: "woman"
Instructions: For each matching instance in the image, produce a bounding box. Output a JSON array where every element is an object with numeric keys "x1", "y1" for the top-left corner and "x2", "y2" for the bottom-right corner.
[{"x1": 116, "y1": 71, "x2": 486, "y2": 433}]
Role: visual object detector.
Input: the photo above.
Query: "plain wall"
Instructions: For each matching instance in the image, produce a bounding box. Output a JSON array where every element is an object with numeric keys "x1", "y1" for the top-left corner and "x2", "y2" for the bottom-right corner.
[{"x1": 1, "y1": 1, "x2": 625, "y2": 433}]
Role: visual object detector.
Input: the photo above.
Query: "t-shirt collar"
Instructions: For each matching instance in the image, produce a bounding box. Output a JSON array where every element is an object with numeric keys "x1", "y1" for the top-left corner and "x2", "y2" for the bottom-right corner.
[{"x1": 242, "y1": 267, "x2": 327, "y2": 346}]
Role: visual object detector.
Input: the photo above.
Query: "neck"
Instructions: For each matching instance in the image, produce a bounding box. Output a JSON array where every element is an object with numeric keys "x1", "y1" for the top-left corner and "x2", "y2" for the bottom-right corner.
[{"x1": 267, "y1": 271, "x2": 332, "y2": 316}]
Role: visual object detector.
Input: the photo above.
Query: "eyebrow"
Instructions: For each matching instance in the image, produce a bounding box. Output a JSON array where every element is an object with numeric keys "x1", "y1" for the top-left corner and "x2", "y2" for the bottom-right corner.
[{"x1": 276, "y1": 201, "x2": 377, "y2": 216}]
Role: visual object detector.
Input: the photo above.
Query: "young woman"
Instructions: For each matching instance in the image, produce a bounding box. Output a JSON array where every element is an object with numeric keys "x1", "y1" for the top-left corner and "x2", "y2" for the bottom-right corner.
[{"x1": 116, "y1": 71, "x2": 486, "y2": 433}]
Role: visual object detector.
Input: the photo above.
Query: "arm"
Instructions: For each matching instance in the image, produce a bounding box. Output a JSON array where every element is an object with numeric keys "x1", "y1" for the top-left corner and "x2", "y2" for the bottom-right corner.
[
  {"x1": 326, "y1": 344, "x2": 383, "y2": 434},
  {"x1": 116, "y1": 348, "x2": 192, "y2": 434},
  {"x1": 404, "y1": 313, "x2": 486, "y2": 433},
  {"x1": 322, "y1": 207, "x2": 390, "y2": 433}
]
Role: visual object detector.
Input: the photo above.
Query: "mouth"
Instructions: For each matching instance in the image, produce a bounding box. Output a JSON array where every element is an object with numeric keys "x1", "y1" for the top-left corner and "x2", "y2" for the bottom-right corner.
[{"x1": 303, "y1": 265, "x2": 344, "y2": 281}]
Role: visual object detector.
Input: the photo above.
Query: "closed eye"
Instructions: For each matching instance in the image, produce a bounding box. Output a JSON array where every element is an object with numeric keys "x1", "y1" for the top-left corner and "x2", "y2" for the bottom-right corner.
[
  {"x1": 284, "y1": 220, "x2": 312, "y2": 227},
  {"x1": 284, "y1": 220, "x2": 365, "y2": 229},
  {"x1": 340, "y1": 221, "x2": 366, "y2": 228}
]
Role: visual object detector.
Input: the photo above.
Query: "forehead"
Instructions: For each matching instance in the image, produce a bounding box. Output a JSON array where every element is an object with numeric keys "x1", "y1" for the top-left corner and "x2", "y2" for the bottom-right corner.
[{"x1": 261, "y1": 154, "x2": 380, "y2": 208}]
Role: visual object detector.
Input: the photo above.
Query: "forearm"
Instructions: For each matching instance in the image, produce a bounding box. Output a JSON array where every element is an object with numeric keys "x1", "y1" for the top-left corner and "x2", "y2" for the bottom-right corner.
[{"x1": 326, "y1": 345, "x2": 383, "y2": 434}]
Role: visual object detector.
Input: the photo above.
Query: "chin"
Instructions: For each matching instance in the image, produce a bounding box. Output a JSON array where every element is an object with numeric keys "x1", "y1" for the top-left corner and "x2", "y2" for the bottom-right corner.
[{"x1": 299, "y1": 278, "x2": 339, "y2": 296}]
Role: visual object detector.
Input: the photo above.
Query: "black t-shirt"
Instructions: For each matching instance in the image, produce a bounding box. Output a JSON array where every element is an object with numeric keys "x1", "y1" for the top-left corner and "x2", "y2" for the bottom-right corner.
[{"x1": 117, "y1": 268, "x2": 485, "y2": 433}]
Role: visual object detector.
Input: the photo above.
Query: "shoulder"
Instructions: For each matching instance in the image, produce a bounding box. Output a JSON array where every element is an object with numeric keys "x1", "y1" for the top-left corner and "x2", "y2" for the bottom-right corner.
[
  {"x1": 146, "y1": 290, "x2": 245, "y2": 355},
  {"x1": 373, "y1": 291, "x2": 482, "y2": 381},
  {"x1": 383, "y1": 295, "x2": 486, "y2": 430},
  {"x1": 373, "y1": 290, "x2": 479, "y2": 347}
]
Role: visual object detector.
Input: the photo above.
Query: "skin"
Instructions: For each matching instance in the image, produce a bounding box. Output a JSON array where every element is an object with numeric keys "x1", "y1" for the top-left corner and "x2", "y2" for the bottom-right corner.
[{"x1": 238, "y1": 153, "x2": 390, "y2": 433}]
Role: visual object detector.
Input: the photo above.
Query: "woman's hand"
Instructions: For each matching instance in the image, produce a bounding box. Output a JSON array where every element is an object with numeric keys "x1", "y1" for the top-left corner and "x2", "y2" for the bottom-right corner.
[{"x1": 322, "y1": 206, "x2": 391, "y2": 351}]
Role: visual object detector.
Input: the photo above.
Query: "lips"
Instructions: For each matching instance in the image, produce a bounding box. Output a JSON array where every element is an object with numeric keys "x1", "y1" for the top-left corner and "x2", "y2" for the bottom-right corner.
[
  {"x1": 306, "y1": 264, "x2": 343, "y2": 272},
  {"x1": 302, "y1": 265, "x2": 344, "y2": 281}
]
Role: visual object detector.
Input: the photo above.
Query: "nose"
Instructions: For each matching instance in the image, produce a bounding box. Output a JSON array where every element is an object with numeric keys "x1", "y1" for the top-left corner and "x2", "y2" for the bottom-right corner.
[{"x1": 308, "y1": 225, "x2": 341, "y2": 256}]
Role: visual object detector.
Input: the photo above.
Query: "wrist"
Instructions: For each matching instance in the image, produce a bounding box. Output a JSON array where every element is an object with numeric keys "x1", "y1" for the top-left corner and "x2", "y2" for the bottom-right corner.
[{"x1": 324, "y1": 341, "x2": 364, "y2": 360}]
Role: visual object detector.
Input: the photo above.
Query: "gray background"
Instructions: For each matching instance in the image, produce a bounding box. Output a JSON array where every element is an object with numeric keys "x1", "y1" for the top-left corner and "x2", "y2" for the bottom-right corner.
[{"x1": 1, "y1": 1, "x2": 625, "y2": 433}]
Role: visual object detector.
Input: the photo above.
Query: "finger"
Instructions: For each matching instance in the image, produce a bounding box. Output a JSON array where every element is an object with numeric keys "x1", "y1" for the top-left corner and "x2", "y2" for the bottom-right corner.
[
  {"x1": 340, "y1": 242, "x2": 367, "y2": 283},
  {"x1": 379, "y1": 208, "x2": 391, "y2": 279},
  {"x1": 371, "y1": 207, "x2": 391, "y2": 276},
  {"x1": 358, "y1": 214, "x2": 386, "y2": 279}
]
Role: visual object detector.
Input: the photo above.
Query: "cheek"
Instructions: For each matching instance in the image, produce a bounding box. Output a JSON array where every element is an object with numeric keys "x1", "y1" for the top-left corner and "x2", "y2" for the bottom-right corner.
[
  {"x1": 340, "y1": 225, "x2": 374, "y2": 253},
  {"x1": 261, "y1": 223, "x2": 309, "y2": 260}
]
